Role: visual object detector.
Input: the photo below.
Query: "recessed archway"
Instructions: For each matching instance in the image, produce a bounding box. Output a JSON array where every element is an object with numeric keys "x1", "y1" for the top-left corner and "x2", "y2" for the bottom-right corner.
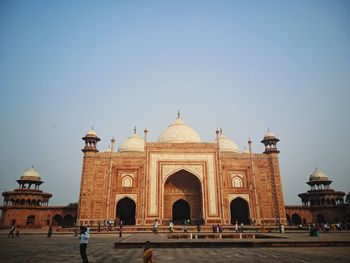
[
  {"x1": 172, "y1": 199, "x2": 190, "y2": 224},
  {"x1": 26, "y1": 215, "x2": 35, "y2": 226},
  {"x1": 291, "y1": 213, "x2": 302, "y2": 225},
  {"x1": 62, "y1": 214, "x2": 74, "y2": 227},
  {"x1": 230, "y1": 197, "x2": 250, "y2": 224},
  {"x1": 163, "y1": 169, "x2": 202, "y2": 223},
  {"x1": 317, "y1": 214, "x2": 325, "y2": 224},
  {"x1": 52, "y1": 214, "x2": 62, "y2": 226},
  {"x1": 116, "y1": 197, "x2": 136, "y2": 225}
]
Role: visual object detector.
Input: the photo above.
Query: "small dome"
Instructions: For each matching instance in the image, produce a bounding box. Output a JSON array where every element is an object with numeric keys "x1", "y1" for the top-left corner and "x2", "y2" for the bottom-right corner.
[
  {"x1": 243, "y1": 146, "x2": 250, "y2": 154},
  {"x1": 216, "y1": 133, "x2": 240, "y2": 153},
  {"x1": 20, "y1": 168, "x2": 41, "y2": 181},
  {"x1": 158, "y1": 118, "x2": 201, "y2": 143},
  {"x1": 264, "y1": 130, "x2": 277, "y2": 139},
  {"x1": 85, "y1": 129, "x2": 98, "y2": 138},
  {"x1": 119, "y1": 133, "x2": 144, "y2": 152},
  {"x1": 309, "y1": 169, "x2": 329, "y2": 182},
  {"x1": 104, "y1": 146, "x2": 112, "y2": 152}
]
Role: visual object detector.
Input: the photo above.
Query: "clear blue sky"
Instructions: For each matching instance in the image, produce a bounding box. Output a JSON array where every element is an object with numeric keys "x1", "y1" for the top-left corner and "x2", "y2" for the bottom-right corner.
[{"x1": 0, "y1": 0, "x2": 349, "y2": 205}]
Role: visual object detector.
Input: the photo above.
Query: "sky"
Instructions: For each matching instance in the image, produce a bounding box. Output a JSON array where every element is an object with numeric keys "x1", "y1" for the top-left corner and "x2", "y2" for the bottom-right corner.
[{"x1": 0, "y1": 0, "x2": 349, "y2": 206}]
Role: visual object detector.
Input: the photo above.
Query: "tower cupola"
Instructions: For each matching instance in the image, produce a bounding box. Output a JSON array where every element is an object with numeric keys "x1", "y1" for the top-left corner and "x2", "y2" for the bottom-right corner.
[
  {"x1": 82, "y1": 128, "x2": 100, "y2": 153},
  {"x1": 261, "y1": 129, "x2": 280, "y2": 154}
]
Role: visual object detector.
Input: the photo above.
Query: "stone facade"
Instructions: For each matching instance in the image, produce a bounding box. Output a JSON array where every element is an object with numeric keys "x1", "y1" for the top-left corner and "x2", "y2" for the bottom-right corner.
[
  {"x1": 0, "y1": 168, "x2": 77, "y2": 229},
  {"x1": 77, "y1": 118, "x2": 287, "y2": 226},
  {"x1": 285, "y1": 168, "x2": 348, "y2": 225}
]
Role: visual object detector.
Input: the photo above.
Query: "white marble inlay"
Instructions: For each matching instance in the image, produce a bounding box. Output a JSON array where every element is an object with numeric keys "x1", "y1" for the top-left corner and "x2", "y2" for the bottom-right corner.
[{"x1": 149, "y1": 153, "x2": 217, "y2": 215}]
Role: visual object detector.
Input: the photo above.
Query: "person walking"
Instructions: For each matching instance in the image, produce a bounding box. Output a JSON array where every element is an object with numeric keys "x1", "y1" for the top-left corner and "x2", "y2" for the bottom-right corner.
[
  {"x1": 196, "y1": 223, "x2": 201, "y2": 233},
  {"x1": 15, "y1": 225, "x2": 20, "y2": 238},
  {"x1": 47, "y1": 225, "x2": 53, "y2": 238},
  {"x1": 8, "y1": 225, "x2": 15, "y2": 238},
  {"x1": 169, "y1": 221, "x2": 174, "y2": 233},
  {"x1": 235, "y1": 221, "x2": 238, "y2": 232},
  {"x1": 79, "y1": 226, "x2": 90, "y2": 263},
  {"x1": 152, "y1": 219, "x2": 159, "y2": 235},
  {"x1": 118, "y1": 224, "x2": 123, "y2": 237},
  {"x1": 143, "y1": 241, "x2": 153, "y2": 263}
]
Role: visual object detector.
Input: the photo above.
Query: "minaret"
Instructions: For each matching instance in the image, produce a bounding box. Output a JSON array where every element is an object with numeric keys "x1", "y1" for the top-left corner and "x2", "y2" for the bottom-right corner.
[
  {"x1": 261, "y1": 129, "x2": 280, "y2": 154},
  {"x1": 82, "y1": 128, "x2": 101, "y2": 153}
]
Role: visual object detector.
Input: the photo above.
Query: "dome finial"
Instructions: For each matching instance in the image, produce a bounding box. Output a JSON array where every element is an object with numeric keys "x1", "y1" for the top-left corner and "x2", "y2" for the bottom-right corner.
[
  {"x1": 134, "y1": 126, "x2": 137, "y2": 134},
  {"x1": 177, "y1": 110, "x2": 180, "y2": 119},
  {"x1": 220, "y1": 128, "x2": 223, "y2": 135}
]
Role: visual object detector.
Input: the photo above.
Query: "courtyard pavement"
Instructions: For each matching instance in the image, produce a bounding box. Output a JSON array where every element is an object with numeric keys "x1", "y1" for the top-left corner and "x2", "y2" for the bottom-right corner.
[{"x1": 0, "y1": 231, "x2": 350, "y2": 262}]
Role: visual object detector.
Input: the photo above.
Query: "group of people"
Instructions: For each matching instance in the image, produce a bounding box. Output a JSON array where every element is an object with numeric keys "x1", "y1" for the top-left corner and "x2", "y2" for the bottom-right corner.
[
  {"x1": 212, "y1": 224, "x2": 224, "y2": 233},
  {"x1": 234, "y1": 221, "x2": 245, "y2": 232}
]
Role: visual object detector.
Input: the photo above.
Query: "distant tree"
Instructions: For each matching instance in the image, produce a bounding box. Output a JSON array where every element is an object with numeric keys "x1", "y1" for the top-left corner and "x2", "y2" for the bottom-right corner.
[
  {"x1": 67, "y1": 202, "x2": 78, "y2": 208},
  {"x1": 346, "y1": 192, "x2": 350, "y2": 204}
]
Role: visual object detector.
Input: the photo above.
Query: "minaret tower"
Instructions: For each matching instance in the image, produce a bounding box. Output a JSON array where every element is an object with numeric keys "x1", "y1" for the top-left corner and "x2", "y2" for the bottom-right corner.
[
  {"x1": 82, "y1": 128, "x2": 101, "y2": 153},
  {"x1": 260, "y1": 129, "x2": 286, "y2": 224},
  {"x1": 261, "y1": 129, "x2": 280, "y2": 154}
]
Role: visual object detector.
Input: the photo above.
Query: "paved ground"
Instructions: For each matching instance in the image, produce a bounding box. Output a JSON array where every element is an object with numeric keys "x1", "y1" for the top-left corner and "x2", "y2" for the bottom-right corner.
[{"x1": 0, "y1": 232, "x2": 350, "y2": 262}]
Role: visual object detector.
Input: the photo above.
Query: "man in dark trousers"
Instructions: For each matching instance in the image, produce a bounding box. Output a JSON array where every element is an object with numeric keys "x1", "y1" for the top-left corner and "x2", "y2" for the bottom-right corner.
[
  {"x1": 79, "y1": 226, "x2": 90, "y2": 263},
  {"x1": 47, "y1": 225, "x2": 53, "y2": 238},
  {"x1": 7, "y1": 225, "x2": 15, "y2": 238}
]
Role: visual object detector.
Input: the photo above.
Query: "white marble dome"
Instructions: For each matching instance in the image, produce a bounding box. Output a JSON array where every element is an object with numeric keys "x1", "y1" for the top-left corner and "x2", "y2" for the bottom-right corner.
[
  {"x1": 216, "y1": 133, "x2": 240, "y2": 153},
  {"x1": 119, "y1": 133, "x2": 145, "y2": 152},
  {"x1": 103, "y1": 146, "x2": 112, "y2": 152},
  {"x1": 20, "y1": 168, "x2": 41, "y2": 181},
  {"x1": 263, "y1": 130, "x2": 276, "y2": 139},
  {"x1": 309, "y1": 169, "x2": 329, "y2": 182},
  {"x1": 85, "y1": 129, "x2": 98, "y2": 138},
  {"x1": 158, "y1": 118, "x2": 201, "y2": 143},
  {"x1": 243, "y1": 146, "x2": 250, "y2": 154}
]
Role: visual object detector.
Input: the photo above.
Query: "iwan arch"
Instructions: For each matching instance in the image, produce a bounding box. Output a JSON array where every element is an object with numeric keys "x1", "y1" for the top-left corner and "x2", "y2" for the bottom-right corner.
[{"x1": 77, "y1": 114, "x2": 286, "y2": 226}]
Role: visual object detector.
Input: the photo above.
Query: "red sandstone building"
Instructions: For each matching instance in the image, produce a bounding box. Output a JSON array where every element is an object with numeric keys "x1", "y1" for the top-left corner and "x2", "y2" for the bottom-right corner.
[
  {"x1": 77, "y1": 115, "x2": 286, "y2": 226},
  {"x1": 0, "y1": 168, "x2": 76, "y2": 228},
  {"x1": 1, "y1": 115, "x2": 348, "y2": 229},
  {"x1": 285, "y1": 169, "x2": 347, "y2": 225}
]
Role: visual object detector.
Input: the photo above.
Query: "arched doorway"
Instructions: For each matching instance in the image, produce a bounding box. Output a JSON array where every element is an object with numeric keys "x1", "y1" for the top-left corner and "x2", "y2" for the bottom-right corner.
[
  {"x1": 116, "y1": 197, "x2": 136, "y2": 225},
  {"x1": 317, "y1": 214, "x2": 325, "y2": 224},
  {"x1": 62, "y1": 214, "x2": 74, "y2": 227},
  {"x1": 52, "y1": 214, "x2": 62, "y2": 226},
  {"x1": 230, "y1": 198, "x2": 250, "y2": 224},
  {"x1": 172, "y1": 199, "x2": 190, "y2": 224},
  {"x1": 291, "y1": 213, "x2": 302, "y2": 225},
  {"x1": 164, "y1": 170, "x2": 202, "y2": 223},
  {"x1": 26, "y1": 215, "x2": 35, "y2": 226}
]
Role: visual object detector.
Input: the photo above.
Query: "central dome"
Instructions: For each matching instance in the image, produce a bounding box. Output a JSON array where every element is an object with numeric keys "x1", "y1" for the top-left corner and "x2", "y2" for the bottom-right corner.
[{"x1": 158, "y1": 117, "x2": 201, "y2": 143}]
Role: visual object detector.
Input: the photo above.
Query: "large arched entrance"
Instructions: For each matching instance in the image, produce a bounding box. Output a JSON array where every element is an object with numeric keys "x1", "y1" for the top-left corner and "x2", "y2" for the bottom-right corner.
[
  {"x1": 230, "y1": 198, "x2": 250, "y2": 224},
  {"x1": 172, "y1": 199, "x2": 190, "y2": 224},
  {"x1": 52, "y1": 214, "x2": 62, "y2": 226},
  {"x1": 164, "y1": 170, "x2": 202, "y2": 224},
  {"x1": 62, "y1": 214, "x2": 74, "y2": 228},
  {"x1": 116, "y1": 197, "x2": 136, "y2": 225},
  {"x1": 291, "y1": 213, "x2": 302, "y2": 225}
]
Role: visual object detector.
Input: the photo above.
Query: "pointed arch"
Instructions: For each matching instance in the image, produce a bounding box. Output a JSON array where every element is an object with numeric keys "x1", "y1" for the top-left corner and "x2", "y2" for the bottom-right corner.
[
  {"x1": 163, "y1": 169, "x2": 203, "y2": 222},
  {"x1": 230, "y1": 197, "x2": 250, "y2": 224},
  {"x1": 116, "y1": 197, "x2": 136, "y2": 225}
]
